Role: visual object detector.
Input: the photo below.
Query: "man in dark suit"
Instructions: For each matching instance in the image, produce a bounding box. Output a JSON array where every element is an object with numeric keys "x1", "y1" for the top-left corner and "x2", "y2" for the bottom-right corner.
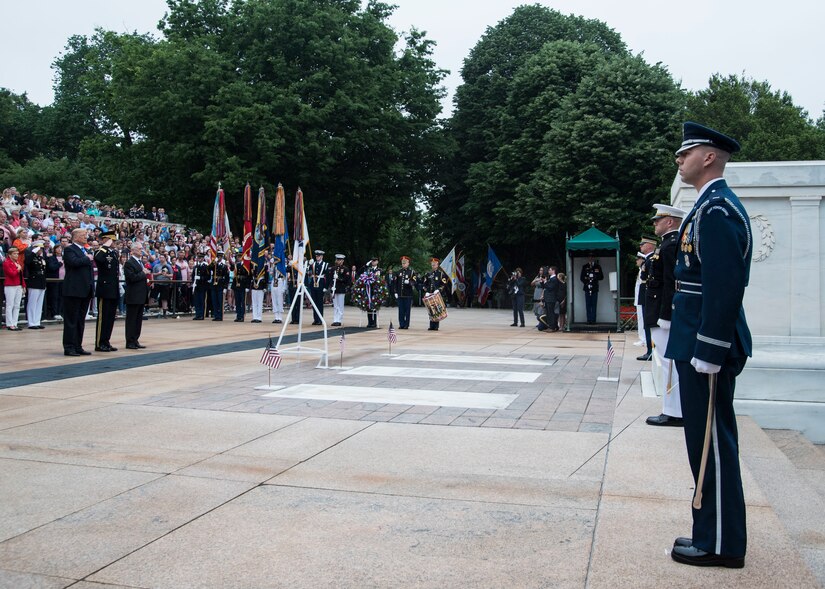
[
  {"x1": 666, "y1": 122, "x2": 751, "y2": 569},
  {"x1": 62, "y1": 229, "x2": 95, "y2": 356},
  {"x1": 93, "y1": 231, "x2": 120, "y2": 352},
  {"x1": 540, "y1": 266, "x2": 561, "y2": 331},
  {"x1": 124, "y1": 242, "x2": 150, "y2": 349}
]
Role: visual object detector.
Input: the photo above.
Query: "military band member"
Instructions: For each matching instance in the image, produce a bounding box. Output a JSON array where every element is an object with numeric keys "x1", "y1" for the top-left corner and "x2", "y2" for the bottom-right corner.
[
  {"x1": 364, "y1": 257, "x2": 383, "y2": 328},
  {"x1": 422, "y1": 256, "x2": 448, "y2": 331},
  {"x1": 666, "y1": 122, "x2": 751, "y2": 569},
  {"x1": 248, "y1": 254, "x2": 267, "y2": 323},
  {"x1": 209, "y1": 251, "x2": 229, "y2": 321},
  {"x1": 92, "y1": 232, "x2": 119, "y2": 351},
  {"x1": 192, "y1": 252, "x2": 210, "y2": 320},
  {"x1": 329, "y1": 253, "x2": 351, "y2": 326},
  {"x1": 394, "y1": 255, "x2": 418, "y2": 329},
  {"x1": 645, "y1": 204, "x2": 686, "y2": 426},
  {"x1": 231, "y1": 254, "x2": 251, "y2": 322},
  {"x1": 580, "y1": 255, "x2": 604, "y2": 324},
  {"x1": 307, "y1": 250, "x2": 328, "y2": 325}
]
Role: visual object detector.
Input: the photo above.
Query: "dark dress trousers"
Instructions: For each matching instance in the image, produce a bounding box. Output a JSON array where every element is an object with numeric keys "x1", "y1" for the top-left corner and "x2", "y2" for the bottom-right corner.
[
  {"x1": 62, "y1": 243, "x2": 94, "y2": 353},
  {"x1": 665, "y1": 179, "x2": 752, "y2": 559},
  {"x1": 94, "y1": 247, "x2": 120, "y2": 348},
  {"x1": 124, "y1": 257, "x2": 149, "y2": 346}
]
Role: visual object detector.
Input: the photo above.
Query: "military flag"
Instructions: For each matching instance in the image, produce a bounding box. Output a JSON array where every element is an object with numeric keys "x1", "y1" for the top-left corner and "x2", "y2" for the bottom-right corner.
[
  {"x1": 478, "y1": 245, "x2": 503, "y2": 306},
  {"x1": 242, "y1": 183, "x2": 253, "y2": 272},
  {"x1": 209, "y1": 185, "x2": 231, "y2": 258},
  {"x1": 439, "y1": 245, "x2": 458, "y2": 293},
  {"x1": 251, "y1": 186, "x2": 269, "y2": 287},
  {"x1": 290, "y1": 188, "x2": 310, "y2": 281},
  {"x1": 271, "y1": 183, "x2": 289, "y2": 277}
]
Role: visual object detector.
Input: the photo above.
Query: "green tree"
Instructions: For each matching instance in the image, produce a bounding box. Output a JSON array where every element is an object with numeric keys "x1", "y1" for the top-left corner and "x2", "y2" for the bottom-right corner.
[{"x1": 687, "y1": 74, "x2": 825, "y2": 161}]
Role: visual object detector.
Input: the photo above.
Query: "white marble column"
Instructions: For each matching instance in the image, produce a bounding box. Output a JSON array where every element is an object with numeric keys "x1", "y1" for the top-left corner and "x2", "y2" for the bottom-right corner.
[{"x1": 789, "y1": 196, "x2": 822, "y2": 337}]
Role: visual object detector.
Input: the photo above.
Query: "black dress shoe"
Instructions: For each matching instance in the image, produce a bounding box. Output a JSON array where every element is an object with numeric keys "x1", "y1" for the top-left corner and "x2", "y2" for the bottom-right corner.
[
  {"x1": 212, "y1": 318, "x2": 222, "y2": 321},
  {"x1": 673, "y1": 537, "x2": 692, "y2": 548},
  {"x1": 636, "y1": 352, "x2": 652, "y2": 361},
  {"x1": 95, "y1": 346, "x2": 110, "y2": 352},
  {"x1": 251, "y1": 319, "x2": 261, "y2": 323},
  {"x1": 273, "y1": 319, "x2": 282, "y2": 324},
  {"x1": 234, "y1": 318, "x2": 244, "y2": 322},
  {"x1": 671, "y1": 545, "x2": 744, "y2": 568},
  {"x1": 77, "y1": 349, "x2": 92, "y2": 356},
  {"x1": 134, "y1": 343, "x2": 146, "y2": 349},
  {"x1": 193, "y1": 317, "x2": 204, "y2": 320},
  {"x1": 646, "y1": 414, "x2": 684, "y2": 427},
  {"x1": 37, "y1": 325, "x2": 45, "y2": 329},
  {"x1": 510, "y1": 323, "x2": 517, "y2": 327},
  {"x1": 64, "y1": 350, "x2": 81, "y2": 357},
  {"x1": 290, "y1": 320, "x2": 299, "y2": 325}
]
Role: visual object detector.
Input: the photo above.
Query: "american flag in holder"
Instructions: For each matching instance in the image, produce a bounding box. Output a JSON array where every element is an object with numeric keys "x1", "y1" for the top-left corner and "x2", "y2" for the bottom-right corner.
[
  {"x1": 260, "y1": 338, "x2": 282, "y2": 369},
  {"x1": 388, "y1": 322, "x2": 397, "y2": 344},
  {"x1": 606, "y1": 335, "x2": 615, "y2": 366}
]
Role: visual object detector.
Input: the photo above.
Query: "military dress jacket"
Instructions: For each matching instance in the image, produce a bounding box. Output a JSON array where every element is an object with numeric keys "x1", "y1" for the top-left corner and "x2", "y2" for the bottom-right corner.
[
  {"x1": 422, "y1": 268, "x2": 449, "y2": 296},
  {"x1": 193, "y1": 262, "x2": 211, "y2": 291},
  {"x1": 394, "y1": 267, "x2": 419, "y2": 298},
  {"x1": 643, "y1": 230, "x2": 678, "y2": 328},
  {"x1": 24, "y1": 250, "x2": 48, "y2": 290},
  {"x1": 307, "y1": 260, "x2": 328, "y2": 289},
  {"x1": 94, "y1": 246, "x2": 121, "y2": 299},
  {"x1": 580, "y1": 262, "x2": 604, "y2": 294},
  {"x1": 329, "y1": 265, "x2": 351, "y2": 295},
  {"x1": 232, "y1": 264, "x2": 252, "y2": 290},
  {"x1": 210, "y1": 261, "x2": 230, "y2": 289},
  {"x1": 665, "y1": 179, "x2": 752, "y2": 365}
]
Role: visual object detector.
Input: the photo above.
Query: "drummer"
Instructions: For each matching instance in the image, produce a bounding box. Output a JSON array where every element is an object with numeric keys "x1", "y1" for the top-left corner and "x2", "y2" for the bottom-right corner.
[{"x1": 421, "y1": 256, "x2": 449, "y2": 332}]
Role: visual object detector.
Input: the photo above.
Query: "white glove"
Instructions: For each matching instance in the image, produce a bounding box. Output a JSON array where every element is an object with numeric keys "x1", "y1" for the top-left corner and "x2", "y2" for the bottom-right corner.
[
  {"x1": 691, "y1": 357, "x2": 721, "y2": 374},
  {"x1": 657, "y1": 319, "x2": 671, "y2": 329},
  {"x1": 394, "y1": 294, "x2": 398, "y2": 299}
]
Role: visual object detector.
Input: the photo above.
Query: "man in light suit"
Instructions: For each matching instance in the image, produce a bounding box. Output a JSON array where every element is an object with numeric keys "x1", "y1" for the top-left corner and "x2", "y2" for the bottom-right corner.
[
  {"x1": 62, "y1": 229, "x2": 94, "y2": 356},
  {"x1": 124, "y1": 242, "x2": 150, "y2": 350}
]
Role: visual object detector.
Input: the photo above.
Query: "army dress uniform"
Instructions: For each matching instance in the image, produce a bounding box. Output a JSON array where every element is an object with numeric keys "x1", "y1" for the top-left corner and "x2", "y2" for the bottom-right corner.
[
  {"x1": 231, "y1": 261, "x2": 251, "y2": 322},
  {"x1": 329, "y1": 254, "x2": 351, "y2": 326},
  {"x1": 421, "y1": 260, "x2": 449, "y2": 331},
  {"x1": 307, "y1": 251, "x2": 328, "y2": 325},
  {"x1": 209, "y1": 253, "x2": 230, "y2": 321},
  {"x1": 394, "y1": 257, "x2": 419, "y2": 329},
  {"x1": 192, "y1": 256, "x2": 211, "y2": 320},
  {"x1": 665, "y1": 123, "x2": 752, "y2": 567},
  {"x1": 93, "y1": 237, "x2": 120, "y2": 351},
  {"x1": 579, "y1": 259, "x2": 604, "y2": 324},
  {"x1": 363, "y1": 260, "x2": 383, "y2": 328}
]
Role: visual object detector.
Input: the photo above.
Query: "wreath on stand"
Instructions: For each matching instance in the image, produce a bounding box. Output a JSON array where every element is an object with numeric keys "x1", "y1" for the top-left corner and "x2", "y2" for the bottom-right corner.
[{"x1": 351, "y1": 271, "x2": 389, "y2": 313}]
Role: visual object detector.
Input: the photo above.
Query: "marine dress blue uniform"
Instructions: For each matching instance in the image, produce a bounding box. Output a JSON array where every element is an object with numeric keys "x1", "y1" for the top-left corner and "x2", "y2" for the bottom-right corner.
[{"x1": 666, "y1": 173, "x2": 753, "y2": 562}]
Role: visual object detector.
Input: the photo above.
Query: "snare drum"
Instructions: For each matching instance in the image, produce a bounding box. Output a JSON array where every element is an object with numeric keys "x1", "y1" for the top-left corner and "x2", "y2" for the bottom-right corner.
[{"x1": 423, "y1": 291, "x2": 448, "y2": 322}]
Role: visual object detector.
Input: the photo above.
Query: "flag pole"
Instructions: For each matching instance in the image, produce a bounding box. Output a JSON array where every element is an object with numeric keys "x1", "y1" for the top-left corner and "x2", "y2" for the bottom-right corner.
[
  {"x1": 268, "y1": 332, "x2": 272, "y2": 387},
  {"x1": 340, "y1": 330, "x2": 344, "y2": 368}
]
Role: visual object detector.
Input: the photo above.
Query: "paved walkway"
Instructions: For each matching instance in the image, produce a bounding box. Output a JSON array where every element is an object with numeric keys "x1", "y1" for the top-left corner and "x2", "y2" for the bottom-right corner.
[{"x1": 0, "y1": 307, "x2": 821, "y2": 588}]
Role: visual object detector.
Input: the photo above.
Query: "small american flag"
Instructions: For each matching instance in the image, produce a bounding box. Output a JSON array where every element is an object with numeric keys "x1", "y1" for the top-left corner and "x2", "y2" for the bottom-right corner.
[
  {"x1": 606, "y1": 335, "x2": 615, "y2": 366},
  {"x1": 388, "y1": 322, "x2": 397, "y2": 344},
  {"x1": 260, "y1": 337, "x2": 282, "y2": 369},
  {"x1": 339, "y1": 330, "x2": 346, "y2": 352}
]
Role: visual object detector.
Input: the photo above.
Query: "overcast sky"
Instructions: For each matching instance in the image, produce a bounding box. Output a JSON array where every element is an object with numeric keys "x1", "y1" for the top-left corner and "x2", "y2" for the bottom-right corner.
[{"x1": 2, "y1": 0, "x2": 823, "y2": 119}]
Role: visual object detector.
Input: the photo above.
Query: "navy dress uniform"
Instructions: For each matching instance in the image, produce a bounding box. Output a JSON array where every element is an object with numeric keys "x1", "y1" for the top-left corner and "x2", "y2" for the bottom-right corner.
[
  {"x1": 394, "y1": 256, "x2": 419, "y2": 329},
  {"x1": 307, "y1": 250, "x2": 328, "y2": 325},
  {"x1": 665, "y1": 122, "x2": 751, "y2": 568},
  {"x1": 645, "y1": 205, "x2": 686, "y2": 426},
  {"x1": 93, "y1": 232, "x2": 120, "y2": 351}
]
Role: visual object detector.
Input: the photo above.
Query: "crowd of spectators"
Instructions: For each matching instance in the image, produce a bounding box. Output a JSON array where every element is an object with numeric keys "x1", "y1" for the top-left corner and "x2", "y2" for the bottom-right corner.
[{"x1": 1, "y1": 185, "x2": 213, "y2": 329}]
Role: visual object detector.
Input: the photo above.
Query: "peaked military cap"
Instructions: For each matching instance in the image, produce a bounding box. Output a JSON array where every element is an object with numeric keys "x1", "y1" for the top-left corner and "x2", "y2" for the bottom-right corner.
[
  {"x1": 400, "y1": 255, "x2": 410, "y2": 261},
  {"x1": 314, "y1": 250, "x2": 324, "y2": 256},
  {"x1": 100, "y1": 231, "x2": 117, "y2": 240},
  {"x1": 675, "y1": 121, "x2": 741, "y2": 155},
  {"x1": 335, "y1": 253, "x2": 345, "y2": 260},
  {"x1": 651, "y1": 204, "x2": 687, "y2": 220},
  {"x1": 640, "y1": 236, "x2": 658, "y2": 246}
]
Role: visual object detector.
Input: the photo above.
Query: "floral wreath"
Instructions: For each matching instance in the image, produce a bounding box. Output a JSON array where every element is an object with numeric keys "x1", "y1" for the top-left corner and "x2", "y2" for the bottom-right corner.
[{"x1": 351, "y1": 271, "x2": 388, "y2": 313}]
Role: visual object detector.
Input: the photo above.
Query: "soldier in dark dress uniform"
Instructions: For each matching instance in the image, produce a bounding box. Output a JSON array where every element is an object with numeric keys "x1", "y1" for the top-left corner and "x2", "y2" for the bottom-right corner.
[
  {"x1": 394, "y1": 256, "x2": 419, "y2": 329},
  {"x1": 579, "y1": 256, "x2": 604, "y2": 324},
  {"x1": 286, "y1": 255, "x2": 301, "y2": 324},
  {"x1": 421, "y1": 257, "x2": 449, "y2": 331},
  {"x1": 363, "y1": 257, "x2": 383, "y2": 328},
  {"x1": 23, "y1": 241, "x2": 48, "y2": 329},
  {"x1": 192, "y1": 252, "x2": 210, "y2": 320},
  {"x1": 644, "y1": 205, "x2": 686, "y2": 426},
  {"x1": 231, "y1": 254, "x2": 251, "y2": 322},
  {"x1": 307, "y1": 250, "x2": 328, "y2": 325},
  {"x1": 209, "y1": 251, "x2": 229, "y2": 321},
  {"x1": 636, "y1": 237, "x2": 657, "y2": 360},
  {"x1": 93, "y1": 231, "x2": 120, "y2": 351},
  {"x1": 666, "y1": 122, "x2": 751, "y2": 569}
]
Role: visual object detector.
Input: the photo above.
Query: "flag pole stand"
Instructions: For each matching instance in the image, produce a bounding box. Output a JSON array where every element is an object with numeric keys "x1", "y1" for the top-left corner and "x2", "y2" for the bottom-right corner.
[
  {"x1": 274, "y1": 260, "x2": 329, "y2": 369},
  {"x1": 597, "y1": 362, "x2": 619, "y2": 382}
]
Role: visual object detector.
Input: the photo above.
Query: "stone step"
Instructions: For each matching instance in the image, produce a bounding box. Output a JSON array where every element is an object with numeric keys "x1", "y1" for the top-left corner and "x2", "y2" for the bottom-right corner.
[{"x1": 741, "y1": 422, "x2": 825, "y2": 587}]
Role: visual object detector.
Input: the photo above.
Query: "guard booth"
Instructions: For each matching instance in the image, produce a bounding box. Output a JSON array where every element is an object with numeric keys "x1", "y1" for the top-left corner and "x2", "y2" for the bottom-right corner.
[{"x1": 565, "y1": 226, "x2": 621, "y2": 332}]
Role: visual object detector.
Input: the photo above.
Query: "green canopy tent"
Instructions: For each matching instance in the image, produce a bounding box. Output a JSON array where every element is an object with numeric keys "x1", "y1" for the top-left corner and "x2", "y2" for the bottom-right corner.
[{"x1": 565, "y1": 226, "x2": 621, "y2": 332}]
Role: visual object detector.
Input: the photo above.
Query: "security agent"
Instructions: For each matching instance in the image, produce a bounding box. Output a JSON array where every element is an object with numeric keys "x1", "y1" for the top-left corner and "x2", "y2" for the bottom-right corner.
[
  {"x1": 666, "y1": 122, "x2": 751, "y2": 568},
  {"x1": 644, "y1": 204, "x2": 686, "y2": 426}
]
